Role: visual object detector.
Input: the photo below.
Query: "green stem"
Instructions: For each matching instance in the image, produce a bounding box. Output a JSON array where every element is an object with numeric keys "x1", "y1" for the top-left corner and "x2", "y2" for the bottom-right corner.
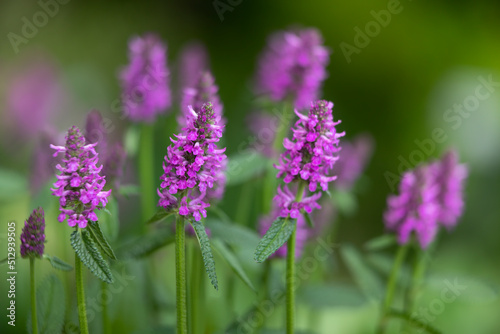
[
  {"x1": 139, "y1": 123, "x2": 155, "y2": 226},
  {"x1": 407, "y1": 243, "x2": 431, "y2": 313},
  {"x1": 75, "y1": 252, "x2": 89, "y2": 334},
  {"x1": 175, "y1": 215, "x2": 188, "y2": 334},
  {"x1": 255, "y1": 260, "x2": 271, "y2": 333},
  {"x1": 30, "y1": 258, "x2": 38, "y2": 334},
  {"x1": 235, "y1": 181, "x2": 253, "y2": 227},
  {"x1": 101, "y1": 280, "x2": 110, "y2": 333},
  {"x1": 189, "y1": 240, "x2": 203, "y2": 334},
  {"x1": 377, "y1": 243, "x2": 409, "y2": 334},
  {"x1": 286, "y1": 182, "x2": 306, "y2": 334}
]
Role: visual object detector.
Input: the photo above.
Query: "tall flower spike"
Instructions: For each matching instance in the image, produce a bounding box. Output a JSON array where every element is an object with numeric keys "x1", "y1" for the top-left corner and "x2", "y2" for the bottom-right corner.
[
  {"x1": 51, "y1": 126, "x2": 111, "y2": 228},
  {"x1": 20, "y1": 207, "x2": 46, "y2": 258},
  {"x1": 384, "y1": 165, "x2": 440, "y2": 249},
  {"x1": 259, "y1": 206, "x2": 308, "y2": 258},
  {"x1": 120, "y1": 34, "x2": 171, "y2": 122},
  {"x1": 255, "y1": 28, "x2": 330, "y2": 109},
  {"x1": 433, "y1": 150, "x2": 468, "y2": 229},
  {"x1": 179, "y1": 71, "x2": 223, "y2": 127},
  {"x1": 158, "y1": 102, "x2": 226, "y2": 221}
]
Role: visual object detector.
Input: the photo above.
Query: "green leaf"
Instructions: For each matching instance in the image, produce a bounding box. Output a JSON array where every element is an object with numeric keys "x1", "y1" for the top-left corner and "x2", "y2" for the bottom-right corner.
[
  {"x1": 330, "y1": 189, "x2": 357, "y2": 216},
  {"x1": 0, "y1": 257, "x2": 7, "y2": 265},
  {"x1": 87, "y1": 221, "x2": 117, "y2": 260},
  {"x1": 299, "y1": 284, "x2": 366, "y2": 308},
  {"x1": 119, "y1": 228, "x2": 175, "y2": 259},
  {"x1": 254, "y1": 217, "x2": 296, "y2": 263},
  {"x1": 146, "y1": 208, "x2": 176, "y2": 225},
  {"x1": 303, "y1": 211, "x2": 314, "y2": 228},
  {"x1": 212, "y1": 239, "x2": 256, "y2": 292},
  {"x1": 118, "y1": 184, "x2": 141, "y2": 198},
  {"x1": 226, "y1": 151, "x2": 268, "y2": 186},
  {"x1": 364, "y1": 234, "x2": 397, "y2": 252},
  {"x1": 44, "y1": 254, "x2": 73, "y2": 271},
  {"x1": 341, "y1": 244, "x2": 383, "y2": 301},
  {"x1": 71, "y1": 230, "x2": 114, "y2": 283},
  {"x1": 191, "y1": 220, "x2": 218, "y2": 290},
  {"x1": 27, "y1": 275, "x2": 65, "y2": 334}
]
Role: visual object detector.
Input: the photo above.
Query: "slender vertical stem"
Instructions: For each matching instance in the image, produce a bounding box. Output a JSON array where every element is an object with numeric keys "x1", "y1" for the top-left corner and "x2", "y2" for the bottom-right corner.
[
  {"x1": 139, "y1": 123, "x2": 155, "y2": 226},
  {"x1": 286, "y1": 181, "x2": 306, "y2": 334},
  {"x1": 30, "y1": 258, "x2": 38, "y2": 334},
  {"x1": 189, "y1": 240, "x2": 203, "y2": 334},
  {"x1": 101, "y1": 280, "x2": 110, "y2": 333},
  {"x1": 407, "y1": 244, "x2": 431, "y2": 313},
  {"x1": 175, "y1": 215, "x2": 188, "y2": 334},
  {"x1": 377, "y1": 243, "x2": 409, "y2": 334},
  {"x1": 75, "y1": 252, "x2": 89, "y2": 334}
]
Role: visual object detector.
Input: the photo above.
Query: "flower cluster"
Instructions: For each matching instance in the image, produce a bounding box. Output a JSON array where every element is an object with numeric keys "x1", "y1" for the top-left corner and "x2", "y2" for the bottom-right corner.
[
  {"x1": 20, "y1": 207, "x2": 46, "y2": 258},
  {"x1": 255, "y1": 28, "x2": 330, "y2": 109},
  {"x1": 275, "y1": 100, "x2": 344, "y2": 192},
  {"x1": 384, "y1": 150, "x2": 467, "y2": 249},
  {"x1": 259, "y1": 206, "x2": 309, "y2": 259},
  {"x1": 120, "y1": 34, "x2": 171, "y2": 122},
  {"x1": 51, "y1": 126, "x2": 112, "y2": 228},
  {"x1": 158, "y1": 102, "x2": 226, "y2": 221}
]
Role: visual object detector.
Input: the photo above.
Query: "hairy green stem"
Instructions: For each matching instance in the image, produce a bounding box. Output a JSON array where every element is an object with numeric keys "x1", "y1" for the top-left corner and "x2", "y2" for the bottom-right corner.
[
  {"x1": 30, "y1": 258, "x2": 38, "y2": 334},
  {"x1": 377, "y1": 243, "x2": 409, "y2": 334},
  {"x1": 175, "y1": 215, "x2": 188, "y2": 334},
  {"x1": 139, "y1": 123, "x2": 155, "y2": 226},
  {"x1": 76, "y1": 252, "x2": 89, "y2": 334},
  {"x1": 286, "y1": 181, "x2": 306, "y2": 334},
  {"x1": 189, "y1": 240, "x2": 204, "y2": 334}
]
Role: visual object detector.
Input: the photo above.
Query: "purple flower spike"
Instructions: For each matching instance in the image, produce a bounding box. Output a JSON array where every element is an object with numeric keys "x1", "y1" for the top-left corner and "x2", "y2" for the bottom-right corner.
[
  {"x1": 158, "y1": 102, "x2": 226, "y2": 221},
  {"x1": 275, "y1": 100, "x2": 344, "y2": 193},
  {"x1": 177, "y1": 42, "x2": 209, "y2": 96},
  {"x1": 120, "y1": 34, "x2": 171, "y2": 122},
  {"x1": 180, "y1": 71, "x2": 223, "y2": 127},
  {"x1": 433, "y1": 150, "x2": 468, "y2": 229},
  {"x1": 20, "y1": 207, "x2": 46, "y2": 258},
  {"x1": 255, "y1": 28, "x2": 330, "y2": 109},
  {"x1": 332, "y1": 134, "x2": 374, "y2": 191},
  {"x1": 51, "y1": 126, "x2": 111, "y2": 229},
  {"x1": 259, "y1": 206, "x2": 308, "y2": 259},
  {"x1": 384, "y1": 165, "x2": 440, "y2": 249}
]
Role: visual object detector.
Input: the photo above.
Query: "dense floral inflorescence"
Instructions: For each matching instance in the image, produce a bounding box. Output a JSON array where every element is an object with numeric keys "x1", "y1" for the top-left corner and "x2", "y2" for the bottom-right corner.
[
  {"x1": 51, "y1": 126, "x2": 111, "y2": 228},
  {"x1": 120, "y1": 34, "x2": 171, "y2": 122},
  {"x1": 273, "y1": 100, "x2": 343, "y2": 218},
  {"x1": 158, "y1": 102, "x2": 226, "y2": 221},
  {"x1": 255, "y1": 28, "x2": 330, "y2": 109},
  {"x1": 20, "y1": 207, "x2": 46, "y2": 258},
  {"x1": 384, "y1": 150, "x2": 467, "y2": 249}
]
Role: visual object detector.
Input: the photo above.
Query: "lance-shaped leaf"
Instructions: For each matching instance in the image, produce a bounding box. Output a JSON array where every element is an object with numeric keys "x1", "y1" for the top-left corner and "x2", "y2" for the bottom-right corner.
[
  {"x1": 43, "y1": 254, "x2": 73, "y2": 271},
  {"x1": 363, "y1": 234, "x2": 397, "y2": 252},
  {"x1": 191, "y1": 220, "x2": 218, "y2": 290},
  {"x1": 254, "y1": 217, "x2": 296, "y2": 263},
  {"x1": 70, "y1": 230, "x2": 114, "y2": 283},
  {"x1": 146, "y1": 208, "x2": 176, "y2": 225},
  {"x1": 119, "y1": 228, "x2": 175, "y2": 259},
  {"x1": 303, "y1": 212, "x2": 314, "y2": 228},
  {"x1": 212, "y1": 239, "x2": 256, "y2": 293},
  {"x1": 27, "y1": 275, "x2": 65, "y2": 334},
  {"x1": 87, "y1": 221, "x2": 117, "y2": 260}
]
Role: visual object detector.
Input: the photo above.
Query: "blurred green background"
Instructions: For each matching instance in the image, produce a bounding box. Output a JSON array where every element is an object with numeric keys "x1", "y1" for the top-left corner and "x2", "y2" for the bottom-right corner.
[{"x1": 1, "y1": 0, "x2": 499, "y2": 333}]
